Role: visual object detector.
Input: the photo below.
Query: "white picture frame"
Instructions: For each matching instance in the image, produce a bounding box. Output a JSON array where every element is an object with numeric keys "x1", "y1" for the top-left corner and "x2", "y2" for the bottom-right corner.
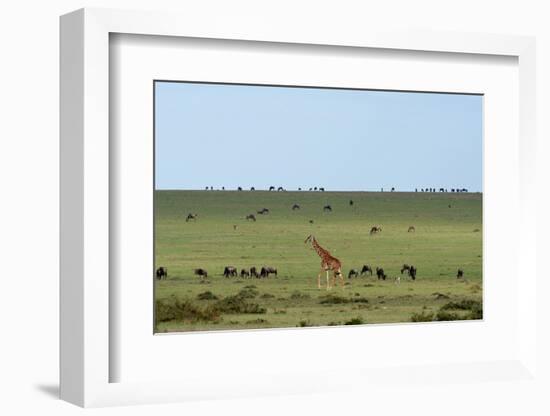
[{"x1": 60, "y1": 8, "x2": 537, "y2": 408}]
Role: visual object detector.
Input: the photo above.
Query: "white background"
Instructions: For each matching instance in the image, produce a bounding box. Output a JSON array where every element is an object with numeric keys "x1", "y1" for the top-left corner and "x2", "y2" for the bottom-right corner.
[
  {"x1": 112, "y1": 34, "x2": 519, "y2": 384},
  {"x1": 1, "y1": 1, "x2": 549, "y2": 415}
]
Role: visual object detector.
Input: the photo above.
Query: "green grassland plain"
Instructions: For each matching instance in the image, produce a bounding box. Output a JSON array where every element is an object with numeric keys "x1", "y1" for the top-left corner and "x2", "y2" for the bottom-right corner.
[{"x1": 155, "y1": 190, "x2": 482, "y2": 332}]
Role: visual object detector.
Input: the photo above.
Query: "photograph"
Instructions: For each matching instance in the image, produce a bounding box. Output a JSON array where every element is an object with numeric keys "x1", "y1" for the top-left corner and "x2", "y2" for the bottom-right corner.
[{"x1": 154, "y1": 81, "x2": 483, "y2": 333}]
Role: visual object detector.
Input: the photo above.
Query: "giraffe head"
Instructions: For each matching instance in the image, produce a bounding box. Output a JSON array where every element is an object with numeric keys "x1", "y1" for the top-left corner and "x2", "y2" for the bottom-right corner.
[{"x1": 304, "y1": 235, "x2": 313, "y2": 244}]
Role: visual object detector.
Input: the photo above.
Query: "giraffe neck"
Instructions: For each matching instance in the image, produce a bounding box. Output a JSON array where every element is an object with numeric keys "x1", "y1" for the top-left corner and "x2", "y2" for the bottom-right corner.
[{"x1": 311, "y1": 237, "x2": 330, "y2": 259}]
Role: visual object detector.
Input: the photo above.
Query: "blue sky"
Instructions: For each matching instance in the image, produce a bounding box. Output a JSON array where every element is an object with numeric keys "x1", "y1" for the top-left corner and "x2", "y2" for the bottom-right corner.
[{"x1": 155, "y1": 82, "x2": 482, "y2": 191}]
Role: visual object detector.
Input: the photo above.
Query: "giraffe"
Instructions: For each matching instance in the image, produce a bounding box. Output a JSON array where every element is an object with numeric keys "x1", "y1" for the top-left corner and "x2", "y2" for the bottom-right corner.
[{"x1": 304, "y1": 235, "x2": 344, "y2": 290}]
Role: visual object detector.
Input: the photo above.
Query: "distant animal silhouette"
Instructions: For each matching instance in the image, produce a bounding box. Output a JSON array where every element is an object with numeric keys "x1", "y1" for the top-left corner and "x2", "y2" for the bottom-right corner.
[
  {"x1": 277, "y1": 187, "x2": 284, "y2": 191},
  {"x1": 237, "y1": 187, "x2": 242, "y2": 191},
  {"x1": 323, "y1": 205, "x2": 332, "y2": 212},
  {"x1": 156, "y1": 267, "x2": 167, "y2": 280},
  {"x1": 376, "y1": 267, "x2": 386, "y2": 281},
  {"x1": 292, "y1": 204, "x2": 300, "y2": 210},
  {"x1": 309, "y1": 219, "x2": 314, "y2": 224},
  {"x1": 349, "y1": 200, "x2": 354, "y2": 206},
  {"x1": 409, "y1": 265, "x2": 417, "y2": 280},
  {"x1": 250, "y1": 267, "x2": 259, "y2": 278},
  {"x1": 401, "y1": 264, "x2": 411, "y2": 274},
  {"x1": 250, "y1": 187, "x2": 255, "y2": 191},
  {"x1": 348, "y1": 269, "x2": 359, "y2": 279},
  {"x1": 269, "y1": 186, "x2": 275, "y2": 191},
  {"x1": 246, "y1": 214, "x2": 256, "y2": 221},
  {"x1": 360, "y1": 265, "x2": 373, "y2": 276},
  {"x1": 457, "y1": 268, "x2": 464, "y2": 279},
  {"x1": 223, "y1": 266, "x2": 238, "y2": 278},
  {"x1": 408, "y1": 226, "x2": 416, "y2": 232},
  {"x1": 319, "y1": 187, "x2": 325, "y2": 191},
  {"x1": 194, "y1": 268, "x2": 208, "y2": 279},
  {"x1": 260, "y1": 266, "x2": 277, "y2": 278},
  {"x1": 370, "y1": 226, "x2": 382, "y2": 235},
  {"x1": 257, "y1": 208, "x2": 269, "y2": 215},
  {"x1": 240, "y1": 269, "x2": 250, "y2": 278},
  {"x1": 186, "y1": 213, "x2": 198, "y2": 222}
]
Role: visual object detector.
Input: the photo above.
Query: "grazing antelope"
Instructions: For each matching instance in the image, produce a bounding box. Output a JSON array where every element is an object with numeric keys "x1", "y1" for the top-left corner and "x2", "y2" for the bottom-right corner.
[
  {"x1": 323, "y1": 205, "x2": 332, "y2": 212},
  {"x1": 156, "y1": 267, "x2": 167, "y2": 280},
  {"x1": 246, "y1": 214, "x2": 256, "y2": 221},
  {"x1": 194, "y1": 268, "x2": 208, "y2": 279},
  {"x1": 186, "y1": 213, "x2": 198, "y2": 222},
  {"x1": 223, "y1": 266, "x2": 238, "y2": 278},
  {"x1": 376, "y1": 267, "x2": 387, "y2": 281},
  {"x1": 348, "y1": 269, "x2": 359, "y2": 279},
  {"x1": 305, "y1": 235, "x2": 343, "y2": 290},
  {"x1": 370, "y1": 226, "x2": 382, "y2": 235},
  {"x1": 361, "y1": 265, "x2": 373, "y2": 276}
]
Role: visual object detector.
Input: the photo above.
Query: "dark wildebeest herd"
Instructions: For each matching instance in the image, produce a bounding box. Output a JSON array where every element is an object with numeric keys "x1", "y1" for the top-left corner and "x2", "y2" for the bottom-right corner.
[{"x1": 159, "y1": 187, "x2": 472, "y2": 284}]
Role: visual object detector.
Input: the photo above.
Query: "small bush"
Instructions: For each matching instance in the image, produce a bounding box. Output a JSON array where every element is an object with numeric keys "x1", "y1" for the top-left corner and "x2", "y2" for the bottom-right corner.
[
  {"x1": 245, "y1": 318, "x2": 268, "y2": 324},
  {"x1": 411, "y1": 310, "x2": 434, "y2": 322},
  {"x1": 434, "y1": 310, "x2": 461, "y2": 321},
  {"x1": 214, "y1": 294, "x2": 266, "y2": 314},
  {"x1": 156, "y1": 296, "x2": 220, "y2": 323},
  {"x1": 260, "y1": 293, "x2": 275, "y2": 299},
  {"x1": 243, "y1": 285, "x2": 257, "y2": 289},
  {"x1": 197, "y1": 290, "x2": 218, "y2": 300},
  {"x1": 290, "y1": 291, "x2": 311, "y2": 300},
  {"x1": 319, "y1": 294, "x2": 350, "y2": 304},
  {"x1": 440, "y1": 299, "x2": 481, "y2": 311},
  {"x1": 237, "y1": 287, "x2": 259, "y2": 299},
  {"x1": 344, "y1": 317, "x2": 365, "y2": 325}
]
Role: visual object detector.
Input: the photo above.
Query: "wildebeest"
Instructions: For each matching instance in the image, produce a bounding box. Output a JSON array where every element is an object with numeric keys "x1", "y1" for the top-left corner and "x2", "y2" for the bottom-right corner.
[
  {"x1": 361, "y1": 265, "x2": 373, "y2": 276},
  {"x1": 409, "y1": 266, "x2": 417, "y2": 280},
  {"x1": 457, "y1": 268, "x2": 464, "y2": 279},
  {"x1": 376, "y1": 267, "x2": 387, "y2": 281},
  {"x1": 237, "y1": 186, "x2": 242, "y2": 191},
  {"x1": 269, "y1": 186, "x2": 275, "y2": 191},
  {"x1": 292, "y1": 204, "x2": 300, "y2": 210},
  {"x1": 370, "y1": 226, "x2": 382, "y2": 235},
  {"x1": 348, "y1": 269, "x2": 359, "y2": 279},
  {"x1": 349, "y1": 199, "x2": 354, "y2": 206},
  {"x1": 186, "y1": 213, "x2": 198, "y2": 222},
  {"x1": 319, "y1": 187, "x2": 325, "y2": 191},
  {"x1": 257, "y1": 208, "x2": 269, "y2": 215},
  {"x1": 408, "y1": 226, "x2": 416, "y2": 232},
  {"x1": 277, "y1": 187, "x2": 284, "y2": 191},
  {"x1": 156, "y1": 266, "x2": 167, "y2": 280},
  {"x1": 233, "y1": 224, "x2": 238, "y2": 230},
  {"x1": 194, "y1": 268, "x2": 208, "y2": 279},
  {"x1": 401, "y1": 264, "x2": 410, "y2": 274},
  {"x1": 250, "y1": 187, "x2": 255, "y2": 191},
  {"x1": 314, "y1": 187, "x2": 318, "y2": 191},
  {"x1": 240, "y1": 269, "x2": 250, "y2": 278},
  {"x1": 323, "y1": 205, "x2": 332, "y2": 212},
  {"x1": 260, "y1": 266, "x2": 277, "y2": 278},
  {"x1": 391, "y1": 187, "x2": 395, "y2": 192},
  {"x1": 246, "y1": 214, "x2": 256, "y2": 221},
  {"x1": 223, "y1": 266, "x2": 238, "y2": 278},
  {"x1": 250, "y1": 267, "x2": 259, "y2": 278},
  {"x1": 309, "y1": 219, "x2": 314, "y2": 224}
]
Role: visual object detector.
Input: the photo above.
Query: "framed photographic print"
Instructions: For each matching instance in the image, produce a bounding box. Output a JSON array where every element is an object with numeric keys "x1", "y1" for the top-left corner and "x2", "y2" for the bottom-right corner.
[{"x1": 60, "y1": 8, "x2": 538, "y2": 408}]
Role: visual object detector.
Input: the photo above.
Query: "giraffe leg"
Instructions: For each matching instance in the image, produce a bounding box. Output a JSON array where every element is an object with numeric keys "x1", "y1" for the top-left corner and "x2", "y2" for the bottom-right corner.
[
  {"x1": 318, "y1": 269, "x2": 323, "y2": 289},
  {"x1": 326, "y1": 270, "x2": 330, "y2": 290}
]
